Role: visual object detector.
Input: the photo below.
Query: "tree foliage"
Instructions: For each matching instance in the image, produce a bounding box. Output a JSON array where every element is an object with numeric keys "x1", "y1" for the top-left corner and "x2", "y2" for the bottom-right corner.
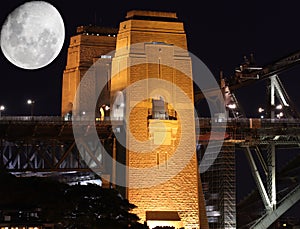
[
  {"x1": 0, "y1": 172, "x2": 143, "y2": 228},
  {"x1": 57, "y1": 183, "x2": 140, "y2": 228}
]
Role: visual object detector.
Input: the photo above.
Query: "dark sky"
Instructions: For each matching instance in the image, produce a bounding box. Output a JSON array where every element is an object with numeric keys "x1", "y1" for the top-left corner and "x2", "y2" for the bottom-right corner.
[
  {"x1": 1, "y1": 0, "x2": 300, "y2": 219},
  {"x1": 1, "y1": 0, "x2": 300, "y2": 116}
]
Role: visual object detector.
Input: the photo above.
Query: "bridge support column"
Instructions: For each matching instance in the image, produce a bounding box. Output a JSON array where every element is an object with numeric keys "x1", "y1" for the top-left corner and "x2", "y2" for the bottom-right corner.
[{"x1": 267, "y1": 143, "x2": 276, "y2": 210}]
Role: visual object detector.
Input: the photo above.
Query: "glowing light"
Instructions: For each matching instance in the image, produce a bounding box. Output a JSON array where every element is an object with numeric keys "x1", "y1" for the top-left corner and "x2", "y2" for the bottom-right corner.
[
  {"x1": 0, "y1": 105, "x2": 5, "y2": 111},
  {"x1": 258, "y1": 107, "x2": 264, "y2": 113},
  {"x1": 276, "y1": 112, "x2": 284, "y2": 118},
  {"x1": 99, "y1": 107, "x2": 105, "y2": 121},
  {"x1": 276, "y1": 104, "x2": 283, "y2": 110},
  {"x1": 27, "y1": 99, "x2": 35, "y2": 105},
  {"x1": 147, "y1": 220, "x2": 183, "y2": 229},
  {"x1": 227, "y1": 103, "x2": 236, "y2": 109}
]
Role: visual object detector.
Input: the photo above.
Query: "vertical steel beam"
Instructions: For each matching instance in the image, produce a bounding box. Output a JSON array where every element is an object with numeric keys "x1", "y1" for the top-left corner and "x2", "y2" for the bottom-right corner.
[
  {"x1": 267, "y1": 143, "x2": 276, "y2": 210},
  {"x1": 270, "y1": 75, "x2": 276, "y2": 119}
]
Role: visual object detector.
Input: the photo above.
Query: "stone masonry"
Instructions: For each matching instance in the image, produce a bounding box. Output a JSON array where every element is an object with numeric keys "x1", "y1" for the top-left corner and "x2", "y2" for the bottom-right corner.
[
  {"x1": 61, "y1": 26, "x2": 117, "y2": 116},
  {"x1": 110, "y1": 10, "x2": 208, "y2": 229}
]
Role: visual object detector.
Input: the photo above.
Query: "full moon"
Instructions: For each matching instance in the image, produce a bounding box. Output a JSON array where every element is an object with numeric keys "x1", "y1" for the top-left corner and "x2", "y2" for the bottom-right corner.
[{"x1": 0, "y1": 1, "x2": 65, "y2": 69}]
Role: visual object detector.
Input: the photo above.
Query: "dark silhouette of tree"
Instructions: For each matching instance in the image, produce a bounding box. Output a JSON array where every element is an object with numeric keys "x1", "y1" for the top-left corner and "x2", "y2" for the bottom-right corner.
[
  {"x1": 58, "y1": 183, "x2": 140, "y2": 228},
  {"x1": 0, "y1": 172, "x2": 145, "y2": 228}
]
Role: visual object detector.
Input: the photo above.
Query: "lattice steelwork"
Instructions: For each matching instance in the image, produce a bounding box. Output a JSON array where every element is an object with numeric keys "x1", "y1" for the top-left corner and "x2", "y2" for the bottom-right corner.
[
  {"x1": 0, "y1": 139, "x2": 107, "y2": 174},
  {"x1": 0, "y1": 117, "x2": 114, "y2": 179},
  {"x1": 199, "y1": 141, "x2": 236, "y2": 229},
  {"x1": 198, "y1": 117, "x2": 300, "y2": 229}
]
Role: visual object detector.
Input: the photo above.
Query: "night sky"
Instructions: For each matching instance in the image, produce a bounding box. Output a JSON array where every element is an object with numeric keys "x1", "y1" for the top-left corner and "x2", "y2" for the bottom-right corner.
[
  {"x1": 1, "y1": 0, "x2": 300, "y2": 219},
  {"x1": 1, "y1": 1, "x2": 300, "y2": 116}
]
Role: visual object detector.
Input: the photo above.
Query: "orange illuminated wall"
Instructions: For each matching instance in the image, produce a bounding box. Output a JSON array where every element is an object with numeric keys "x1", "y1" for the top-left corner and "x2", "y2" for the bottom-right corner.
[
  {"x1": 110, "y1": 10, "x2": 208, "y2": 229},
  {"x1": 61, "y1": 26, "x2": 117, "y2": 116}
]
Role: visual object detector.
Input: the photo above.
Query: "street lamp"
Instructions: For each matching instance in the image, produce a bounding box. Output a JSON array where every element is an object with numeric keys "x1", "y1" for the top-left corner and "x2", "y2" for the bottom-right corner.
[
  {"x1": 27, "y1": 99, "x2": 35, "y2": 116},
  {"x1": 0, "y1": 105, "x2": 5, "y2": 117},
  {"x1": 258, "y1": 107, "x2": 265, "y2": 118},
  {"x1": 258, "y1": 107, "x2": 264, "y2": 113}
]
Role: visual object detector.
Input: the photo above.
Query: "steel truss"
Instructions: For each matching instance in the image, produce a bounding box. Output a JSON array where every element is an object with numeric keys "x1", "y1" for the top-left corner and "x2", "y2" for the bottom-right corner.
[
  {"x1": 198, "y1": 117, "x2": 300, "y2": 229},
  {"x1": 0, "y1": 118, "x2": 114, "y2": 178},
  {"x1": 243, "y1": 143, "x2": 300, "y2": 229},
  {"x1": 0, "y1": 139, "x2": 106, "y2": 174}
]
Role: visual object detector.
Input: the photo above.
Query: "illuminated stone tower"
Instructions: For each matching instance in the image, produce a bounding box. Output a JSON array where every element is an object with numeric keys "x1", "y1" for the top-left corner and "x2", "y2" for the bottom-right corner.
[
  {"x1": 111, "y1": 11, "x2": 208, "y2": 229},
  {"x1": 61, "y1": 25, "x2": 117, "y2": 116}
]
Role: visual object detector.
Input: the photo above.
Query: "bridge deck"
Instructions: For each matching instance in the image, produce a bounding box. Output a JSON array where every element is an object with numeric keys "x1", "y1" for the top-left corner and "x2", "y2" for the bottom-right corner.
[{"x1": 1, "y1": 116, "x2": 300, "y2": 144}]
